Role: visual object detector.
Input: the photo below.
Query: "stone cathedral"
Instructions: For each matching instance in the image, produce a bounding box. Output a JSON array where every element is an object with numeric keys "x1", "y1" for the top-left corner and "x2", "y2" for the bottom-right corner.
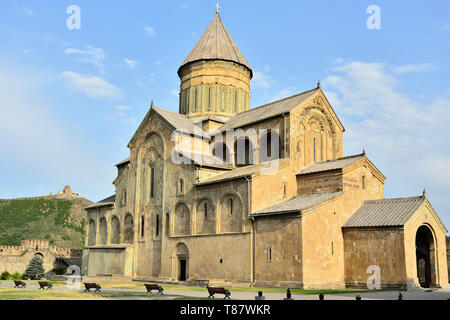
[{"x1": 83, "y1": 11, "x2": 449, "y2": 290}]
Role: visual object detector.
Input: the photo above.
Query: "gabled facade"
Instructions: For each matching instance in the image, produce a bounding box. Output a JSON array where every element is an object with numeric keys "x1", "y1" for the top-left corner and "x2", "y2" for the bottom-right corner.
[{"x1": 83, "y1": 11, "x2": 448, "y2": 289}]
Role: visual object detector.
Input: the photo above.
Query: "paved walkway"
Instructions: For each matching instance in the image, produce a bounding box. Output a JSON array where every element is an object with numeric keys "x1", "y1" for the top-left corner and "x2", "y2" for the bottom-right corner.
[{"x1": 1, "y1": 281, "x2": 449, "y2": 300}]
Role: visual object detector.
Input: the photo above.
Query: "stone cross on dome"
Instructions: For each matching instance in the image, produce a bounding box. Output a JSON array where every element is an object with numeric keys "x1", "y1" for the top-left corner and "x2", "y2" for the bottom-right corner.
[{"x1": 216, "y1": 2, "x2": 220, "y2": 13}]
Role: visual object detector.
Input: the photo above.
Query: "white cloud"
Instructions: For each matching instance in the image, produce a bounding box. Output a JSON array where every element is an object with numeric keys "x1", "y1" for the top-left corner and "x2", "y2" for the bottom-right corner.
[
  {"x1": 145, "y1": 26, "x2": 156, "y2": 37},
  {"x1": 392, "y1": 63, "x2": 434, "y2": 74},
  {"x1": 64, "y1": 46, "x2": 106, "y2": 72},
  {"x1": 252, "y1": 71, "x2": 272, "y2": 89},
  {"x1": 323, "y1": 60, "x2": 450, "y2": 226},
  {"x1": 154, "y1": 60, "x2": 162, "y2": 65},
  {"x1": 21, "y1": 49, "x2": 30, "y2": 54},
  {"x1": 123, "y1": 58, "x2": 138, "y2": 69},
  {"x1": 61, "y1": 71, "x2": 122, "y2": 98}
]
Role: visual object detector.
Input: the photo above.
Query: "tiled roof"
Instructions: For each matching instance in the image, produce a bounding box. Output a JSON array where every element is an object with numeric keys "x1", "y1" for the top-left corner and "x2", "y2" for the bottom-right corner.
[
  {"x1": 152, "y1": 106, "x2": 203, "y2": 136},
  {"x1": 343, "y1": 196, "x2": 426, "y2": 228},
  {"x1": 176, "y1": 150, "x2": 233, "y2": 170},
  {"x1": 179, "y1": 12, "x2": 252, "y2": 74},
  {"x1": 219, "y1": 88, "x2": 318, "y2": 131},
  {"x1": 85, "y1": 195, "x2": 115, "y2": 210},
  {"x1": 250, "y1": 191, "x2": 343, "y2": 217},
  {"x1": 298, "y1": 153, "x2": 365, "y2": 175},
  {"x1": 115, "y1": 157, "x2": 130, "y2": 167}
]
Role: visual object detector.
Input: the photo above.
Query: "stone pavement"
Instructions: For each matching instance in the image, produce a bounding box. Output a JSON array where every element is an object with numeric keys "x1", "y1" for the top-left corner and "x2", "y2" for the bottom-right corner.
[{"x1": 1, "y1": 281, "x2": 449, "y2": 300}]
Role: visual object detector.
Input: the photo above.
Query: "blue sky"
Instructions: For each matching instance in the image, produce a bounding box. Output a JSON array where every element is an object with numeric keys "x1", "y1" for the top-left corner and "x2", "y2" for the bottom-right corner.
[{"x1": 1, "y1": 1, "x2": 449, "y2": 230}]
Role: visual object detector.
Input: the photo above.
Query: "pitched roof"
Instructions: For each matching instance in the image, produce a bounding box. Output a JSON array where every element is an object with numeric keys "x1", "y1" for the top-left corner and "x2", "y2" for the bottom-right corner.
[
  {"x1": 179, "y1": 12, "x2": 252, "y2": 75},
  {"x1": 343, "y1": 196, "x2": 426, "y2": 228},
  {"x1": 176, "y1": 150, "x2": 233, "y2": 170},
  {"x1": 152, "y1": 106, "x2": 200, "y2": 135},
  {"x1": 196, "y1": 159, "x2": 290, "y2": 186},
  {"x1": 219, "y1": 88, "x2": 318, "y2": 131},
  {"x1": 298, "y1": 153, "x2": 365, "y2": 175},
  {"x1": 85, "y1": 195, "x2": 115, "y2": 210},
  {"x1": 250, "y1": 191, "x2": 343, "y2": 217}
]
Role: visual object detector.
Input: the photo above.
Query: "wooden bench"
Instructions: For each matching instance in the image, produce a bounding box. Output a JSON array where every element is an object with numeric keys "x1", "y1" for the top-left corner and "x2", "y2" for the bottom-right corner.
[
  {"x1": 207, "y1": 286, "x2": 231, "y2": 299},
  {"x1": 144, "y1": 283, "x2": 164, "y2": 294},
  {"x1": 38, "y1": 281, "x2": 53, "y2": 290},
  {"x1": 13, "y1": 280, "x2": 26, "y2": 288},
  {"x1": 83, "y1": 282, "x2": 101, "y2": 292}
]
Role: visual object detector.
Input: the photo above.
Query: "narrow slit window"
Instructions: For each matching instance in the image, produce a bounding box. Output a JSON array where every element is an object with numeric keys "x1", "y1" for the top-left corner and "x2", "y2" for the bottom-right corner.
[
  {"x1": 150, "y1": 167, "x2": 155, "y2": 199},
  {"x1": 156, "y1": 214, "x2": 160, "y2": 237},
  {"x1": 362, "y1": 176, "x2": 366, "y2": 190},
  {"x1": 230, "y1": 198, "x2": 233, "y2": 215},
  {"x1": 141, "y1": 216, "x2": 145, "y2": 238},
  {"x1": 180, "y1": 179, "x2": 184, "y2": 193},
  {"x1": 221, "y1": 88, "x2": 225, "y2": 111},
  {"x1": 195, "y1": 87, "x2": 198, "y2": 111},
  {"x1": 208, "y1": 87, "x2": 211, "y2": 111},
  {"x1": 204, "y1": 202, "x2": 208, "y2": 218},
  {"x1": 313, "y1": 137, "x2": 317, "y2": 162}
]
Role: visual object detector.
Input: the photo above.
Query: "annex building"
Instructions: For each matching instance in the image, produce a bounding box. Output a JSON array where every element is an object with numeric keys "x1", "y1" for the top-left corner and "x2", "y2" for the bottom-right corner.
[{"x1": 82, "y1": 11, "x2": 449, "y2": 290}]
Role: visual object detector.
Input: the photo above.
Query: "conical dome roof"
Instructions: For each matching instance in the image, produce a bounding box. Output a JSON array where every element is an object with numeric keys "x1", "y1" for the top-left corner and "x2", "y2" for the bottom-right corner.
[{"x1": 179, "y1": 12, "x2": 252, "y2": 77}]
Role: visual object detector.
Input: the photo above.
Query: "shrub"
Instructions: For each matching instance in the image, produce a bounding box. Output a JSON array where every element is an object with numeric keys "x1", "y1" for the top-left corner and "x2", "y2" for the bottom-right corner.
[
  {"x1": 23, "y1": 255, "x2": 45, "y2": 280},
  {"x1": 11, "y1": 272, "x2": 22, "y2": 280},
  {"x1": 1, "y1": 271, "x2": 12, "y2": 280}
]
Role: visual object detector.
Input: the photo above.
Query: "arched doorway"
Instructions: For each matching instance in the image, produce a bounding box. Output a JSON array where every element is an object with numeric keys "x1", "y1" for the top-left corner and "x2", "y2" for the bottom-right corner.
[
  {"x1": 174, "y1": 243, "x2": 189, "y2": 281},
  {"x1": 415, "y1": 225, "x2": 437, "y2": 288}
]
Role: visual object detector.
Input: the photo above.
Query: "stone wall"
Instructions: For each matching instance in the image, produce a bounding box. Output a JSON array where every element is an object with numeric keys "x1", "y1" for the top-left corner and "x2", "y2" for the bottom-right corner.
[
  {"x1": 343, "y1": 228, "x2": 407, "y2": 290},
  {"x1": 0, "y1": 240, "x2": 82, "y2": 275},
  {"x1": 447, "y1": 236, "x2": 450, "y2": 283}
]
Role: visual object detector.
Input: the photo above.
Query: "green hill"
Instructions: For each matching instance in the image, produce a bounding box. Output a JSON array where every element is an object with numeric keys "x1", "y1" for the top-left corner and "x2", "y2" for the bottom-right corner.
[{"x1": 0, "y1": 196, "x2": 93, "y2": 249}]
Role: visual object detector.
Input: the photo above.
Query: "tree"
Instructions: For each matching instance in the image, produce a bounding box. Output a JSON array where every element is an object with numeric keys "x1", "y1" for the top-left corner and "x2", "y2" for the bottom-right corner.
[{"x1": 23, "y1": 255, "x2": 45, "y2": 280}]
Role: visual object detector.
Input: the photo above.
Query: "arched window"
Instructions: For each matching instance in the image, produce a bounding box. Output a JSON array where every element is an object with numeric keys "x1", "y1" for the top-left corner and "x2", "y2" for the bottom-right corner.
[
  {"x1": 111, "y1": 216, "x2": 120, "y2": 244},
  {"x1": 150, "y1": 167, "x2": 155, "y2": 199},
  {"x1": 234, "y1": 138, "x2": 255, "y2": 167},
  {"x1": 213, "y1": 142, "x2": 231, "y2": 164},
  {"x1": 124, "y1": 214, "x2": 134, "y2": 243},
  {"x1": 259, "y1": 130, "x2": 281, "y2": 162}
]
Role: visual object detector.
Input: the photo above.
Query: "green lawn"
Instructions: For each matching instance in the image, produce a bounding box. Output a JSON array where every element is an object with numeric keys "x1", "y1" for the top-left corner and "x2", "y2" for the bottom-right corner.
[{"x1": 107, "y1": 281, "x2": 382, "y2": 295}]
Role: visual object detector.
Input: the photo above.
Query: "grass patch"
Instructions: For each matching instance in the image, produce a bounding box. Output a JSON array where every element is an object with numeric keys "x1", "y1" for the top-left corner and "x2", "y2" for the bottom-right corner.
[{"x1": 0, "y1": 287, "x2": 103, "y2": 300}]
